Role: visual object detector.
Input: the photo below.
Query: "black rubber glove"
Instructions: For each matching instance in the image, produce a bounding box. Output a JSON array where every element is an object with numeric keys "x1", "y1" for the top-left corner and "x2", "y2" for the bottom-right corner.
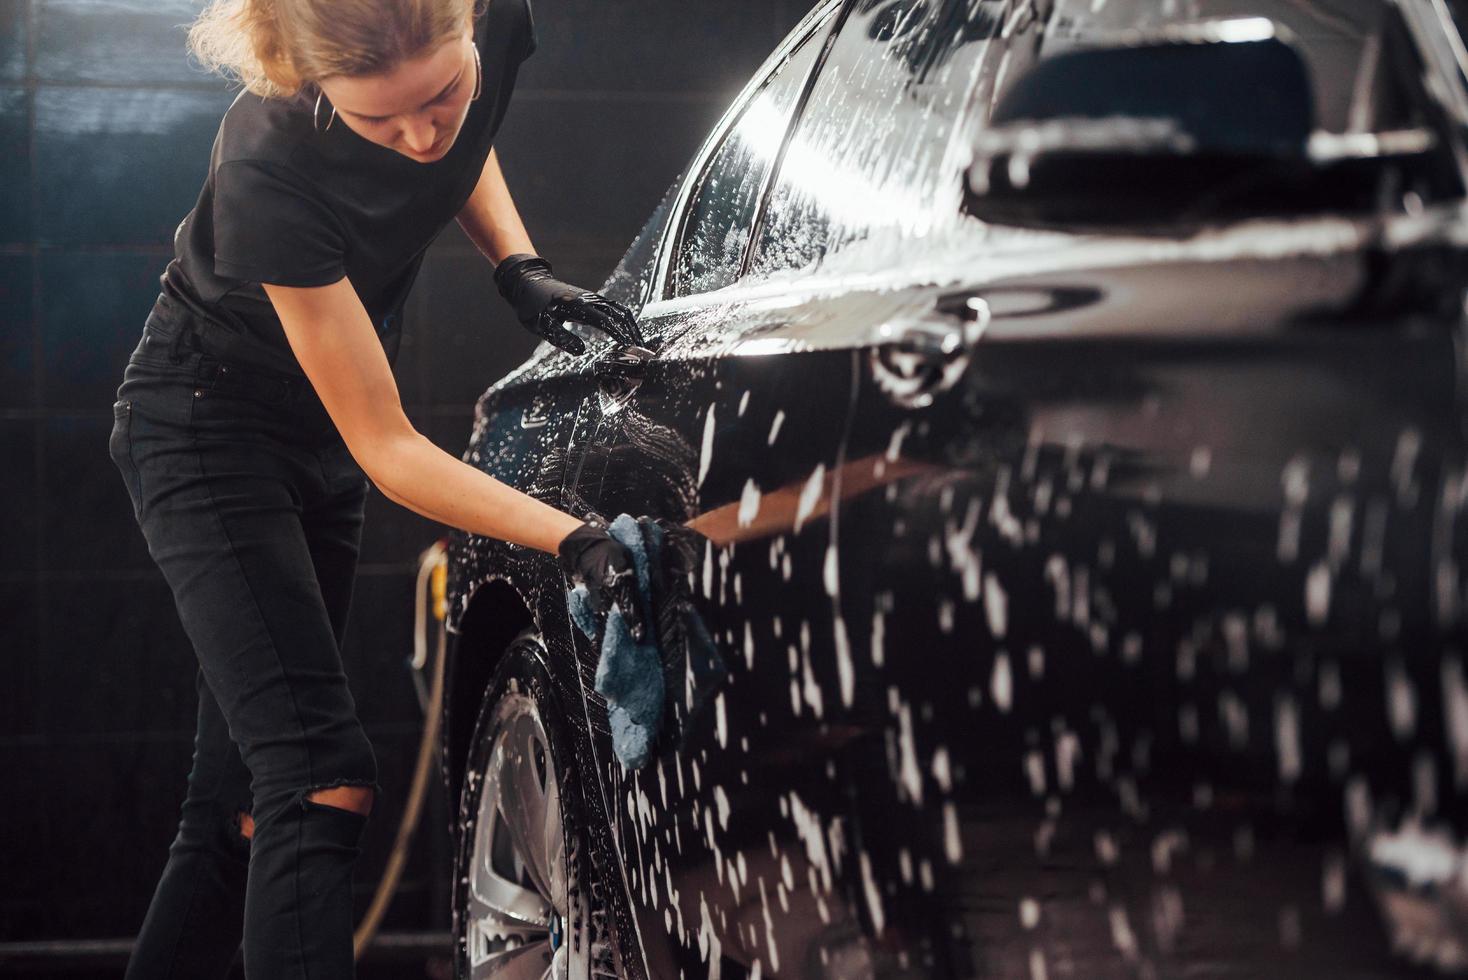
[
  {"x1": 556, "y1": 519, "x2": 647, "y2": 642},
  {"x1": 494, "y1": 253, "x2": 644, "y2": 355}
]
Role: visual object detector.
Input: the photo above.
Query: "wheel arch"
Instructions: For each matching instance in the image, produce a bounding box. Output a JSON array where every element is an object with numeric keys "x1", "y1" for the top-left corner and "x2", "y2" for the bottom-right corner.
[{"x1": 441, "y1": 576, "x2": 536, "y2": 812}]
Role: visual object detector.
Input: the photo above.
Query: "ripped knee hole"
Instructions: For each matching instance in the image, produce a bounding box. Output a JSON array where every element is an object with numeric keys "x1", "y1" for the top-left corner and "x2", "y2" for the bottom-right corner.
[
  {"x1": 305, "y1": 784, "x2": 375, "y2": 816},
  {"x1": 234, "y1": 810, "x2": 255, "y2": 841}
]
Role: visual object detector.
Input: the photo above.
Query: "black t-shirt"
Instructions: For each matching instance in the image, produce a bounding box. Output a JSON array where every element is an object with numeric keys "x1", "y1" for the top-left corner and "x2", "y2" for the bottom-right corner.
[{"x1": 159, "y1": 0, "x2": 537, "y2": 377}]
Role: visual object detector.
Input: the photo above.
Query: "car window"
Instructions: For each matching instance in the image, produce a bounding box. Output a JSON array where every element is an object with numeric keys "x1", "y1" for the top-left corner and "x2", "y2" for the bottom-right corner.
[
  {"x1": 667, "y1": 21, "x2": 827, "y2": 299},
  {"x1": 600, "y1": 178, "x2": 679, "y2": 311},
  {"x1": 746, "y1": 0, "x2": 1011, "y2": 280}
]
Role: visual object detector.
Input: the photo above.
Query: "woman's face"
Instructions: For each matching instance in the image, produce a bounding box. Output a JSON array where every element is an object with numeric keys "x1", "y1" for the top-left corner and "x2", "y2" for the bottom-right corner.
[{"x1": 317, "y1": 30, "x2": 476, "y2": 163}]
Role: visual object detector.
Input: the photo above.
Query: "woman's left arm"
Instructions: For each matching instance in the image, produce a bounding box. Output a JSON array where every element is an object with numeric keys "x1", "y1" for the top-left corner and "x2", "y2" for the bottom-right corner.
[
  {"x1": 455, "y1": 147, "x2": 645, "y2": 351},
  {"x1": 456, "y1": 146, "x2": 535, "y2": 263}
]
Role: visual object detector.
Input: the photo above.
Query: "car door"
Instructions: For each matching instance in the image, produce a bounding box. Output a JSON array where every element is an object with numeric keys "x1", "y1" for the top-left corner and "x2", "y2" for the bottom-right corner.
[
  {"x1": 570, "y1": 2, "x2": 1020, "y2": 977},
  {"x1": 750, "y1": 1, "x2": 1468, "y2": 977}
]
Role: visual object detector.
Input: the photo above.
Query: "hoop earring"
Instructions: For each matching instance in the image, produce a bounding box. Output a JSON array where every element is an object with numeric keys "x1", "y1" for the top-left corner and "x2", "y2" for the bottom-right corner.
[
  {"x1": 470, "y1": 43, "x2": 482, "y2": 101},
  {"x1": 313, "y1": 90, "x2": 336, "y2": 133}
]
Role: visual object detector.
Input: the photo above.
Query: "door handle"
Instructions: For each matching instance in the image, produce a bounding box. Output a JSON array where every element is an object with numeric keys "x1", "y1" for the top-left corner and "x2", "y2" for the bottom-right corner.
[
  {"x1": 871, "y1": 294, "x2": 990, "y2": 354},
  {"x1": 593, "y1": 344, "x2": 655, "y2": 384},
  {"x1": 593, "y1": 344, "x2": 656, "y2": 414},
  {"x1": 869, "y1": 295, "x2": 989, "y2": 408}
]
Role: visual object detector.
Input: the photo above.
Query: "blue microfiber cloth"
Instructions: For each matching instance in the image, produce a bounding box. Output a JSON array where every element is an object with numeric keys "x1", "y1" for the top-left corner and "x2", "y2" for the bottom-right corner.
[{"x1": 567, "y1": 514, "x2": 726, "y2": 769}]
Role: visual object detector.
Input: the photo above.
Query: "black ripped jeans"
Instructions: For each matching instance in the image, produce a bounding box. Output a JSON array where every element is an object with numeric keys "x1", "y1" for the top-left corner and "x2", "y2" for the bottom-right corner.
[{"x1": 110, "y1": 290, "x2": 381, "y2": 979}]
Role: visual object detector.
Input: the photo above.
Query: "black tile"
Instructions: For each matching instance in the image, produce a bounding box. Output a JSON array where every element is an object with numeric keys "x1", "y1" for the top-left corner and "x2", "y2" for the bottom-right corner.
[
  {"x1": 0, "y1": 743, "x2": 441, "y2": 945},
  {"x1": 35, "y1": 86, "x2": 233, "y2": 245},
  {"x1": 388, "y1": 273, "x2": 431, "y2": 404},
  {"x1": 358, "y1": 482, "x2": 443, "y2": 570},
  {"x1": 0, "y1": 86, "x2": 29, "y2": 245},
  {"x1": 774, "y1": 0, "x2": 823, "y2": 41},
  {"x1": 426, "y1": 219, "x2": 475, "y2": 253},
  {"x1": 388, "y1": 329, "x2": 425, "y2": 406},
  {"x1": 0, "y1": 738, "x2": 195, "y2": 940},
  {"x1": 388, "y1": 276, "x2": 434, "y2": 410},
  {"x1": 41, "y1": 412, "x2": 155, "y2": 570},
  {"x1": 519, "y1": 0, "x2": 780, "y2": 97},
  {"x1": 420, "y1": 408, "x2": 480, "y2": 457},
  {"x1": 39, "y1": 572, "x2": 197, "y2": 736},
  {"x1": 538, "y1": 243, "x2": 629, "y2": 299},
  {"x1": 404, "y1": 250, "x2": 543, "y2": 408},
  {"x1": 494, "y1": 95, "x2": 720, "y2": 245},
  {"x1": 0, "y1": 582, "x2": 41, "y2": 736},
  {"x1": 340, "y1": 575, "x2": 426, "y2": 726},
  {"x1": 0, "y1": 254, "x2": 34, "y2": 409},
  {"x1": 0, "y1": 0, "x2": 26, "y2": 81},
  {"x1": 0, "y1": 732, "x2": 446, "y2": 943},
  {"x1": 39, "y1": 250, "x2": 165, "y2": 411},
  {"x1": 351, "y1": 730, "x2": 451, "y2": 933},
  {"x1": 35, "y1": 0, "x2": 224, "y2": 86},
  {"x1": 0, "y1": 420, "x2": 38, "y2": 572}
]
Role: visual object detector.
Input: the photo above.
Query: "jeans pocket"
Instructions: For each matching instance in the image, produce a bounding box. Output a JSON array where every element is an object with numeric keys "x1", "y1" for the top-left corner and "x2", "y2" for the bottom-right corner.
[
  {"x1": 109, "y1": 399, "x2": 144, "y2": 523},
  {"x1": 191, "y1": 359, "x2": 294, "y2": 410}
]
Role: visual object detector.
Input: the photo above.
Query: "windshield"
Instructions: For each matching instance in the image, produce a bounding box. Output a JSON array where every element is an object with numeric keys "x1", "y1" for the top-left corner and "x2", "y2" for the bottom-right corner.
[{"x1": 1046, "y1": 0, "x2": 1411, "y2": 134}]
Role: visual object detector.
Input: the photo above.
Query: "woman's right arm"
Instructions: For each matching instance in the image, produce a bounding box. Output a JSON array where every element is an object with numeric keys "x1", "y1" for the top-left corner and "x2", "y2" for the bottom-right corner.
[{"x1": 261, "y1": 276, "x2": 583, "y2": 555}]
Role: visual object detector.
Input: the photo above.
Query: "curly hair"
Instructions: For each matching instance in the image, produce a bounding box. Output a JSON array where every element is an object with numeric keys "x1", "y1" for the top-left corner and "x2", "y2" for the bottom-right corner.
[{"x1": 185, "y1": 0, "x2": 489, "y2": 100}]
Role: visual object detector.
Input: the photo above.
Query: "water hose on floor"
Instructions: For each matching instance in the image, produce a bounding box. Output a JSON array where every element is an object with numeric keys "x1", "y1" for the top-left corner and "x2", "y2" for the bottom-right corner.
[{"x1": 353, "y1": 538, "x2": 450, "y2": 960}]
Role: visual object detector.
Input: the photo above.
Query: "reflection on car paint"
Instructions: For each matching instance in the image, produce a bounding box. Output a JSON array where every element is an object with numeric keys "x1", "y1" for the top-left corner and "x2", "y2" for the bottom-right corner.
[{"x1": 447, "y1": 0, "x2": 1468, "y2": 977}]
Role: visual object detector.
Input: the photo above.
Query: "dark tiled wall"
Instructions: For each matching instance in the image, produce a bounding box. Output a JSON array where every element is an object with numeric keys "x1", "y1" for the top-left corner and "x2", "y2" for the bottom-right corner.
[{"x1": 0, "y1": 0, "x2": 812, "y2": 955}]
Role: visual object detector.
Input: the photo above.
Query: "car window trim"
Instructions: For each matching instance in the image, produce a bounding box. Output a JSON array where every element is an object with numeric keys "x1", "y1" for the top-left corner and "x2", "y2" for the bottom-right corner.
[
  {"x1": 731, "y1": 0, "x2": 855, "y2": 287},
  {"x1": 653, "y1": 0, "x2": 846, "y2": 303}
]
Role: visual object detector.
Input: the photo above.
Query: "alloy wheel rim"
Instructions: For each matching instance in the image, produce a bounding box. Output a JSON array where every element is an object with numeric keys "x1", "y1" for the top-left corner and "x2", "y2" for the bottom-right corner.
[{"x1": 466, "y1": 692, "x2": 571, "y2": 979}]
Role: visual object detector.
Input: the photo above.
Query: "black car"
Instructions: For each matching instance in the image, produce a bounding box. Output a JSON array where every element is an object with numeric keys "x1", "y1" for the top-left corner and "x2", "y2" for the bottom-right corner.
[{"x1": 441, "y1": 1, "x2": 1468, "y2": 977}]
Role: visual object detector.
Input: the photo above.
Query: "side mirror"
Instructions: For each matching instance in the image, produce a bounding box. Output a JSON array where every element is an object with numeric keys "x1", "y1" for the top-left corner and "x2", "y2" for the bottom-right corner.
[{"x1": 963, "y1": 20, "x2": 1320, "y2": 229}]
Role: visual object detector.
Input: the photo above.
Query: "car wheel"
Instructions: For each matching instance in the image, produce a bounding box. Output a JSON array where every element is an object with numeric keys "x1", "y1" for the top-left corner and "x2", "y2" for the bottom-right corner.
[{"x1": 452, "y1": 629, "x2": 616, "y2": 979}]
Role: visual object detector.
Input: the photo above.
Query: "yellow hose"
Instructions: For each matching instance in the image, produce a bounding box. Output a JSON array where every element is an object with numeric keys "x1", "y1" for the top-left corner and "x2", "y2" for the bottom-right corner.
[{"x1": 352, "y1": 540, "x2": 450, "y2": 960}]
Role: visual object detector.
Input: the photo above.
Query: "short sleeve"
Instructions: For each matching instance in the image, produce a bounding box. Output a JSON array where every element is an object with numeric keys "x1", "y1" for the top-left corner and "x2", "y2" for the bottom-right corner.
[
  {"x1": 521, "y1": 0, "x2": 538, "y2": 60},
  {"x1": 211, "y1": 159, "x2": 347, "y2": 287}
]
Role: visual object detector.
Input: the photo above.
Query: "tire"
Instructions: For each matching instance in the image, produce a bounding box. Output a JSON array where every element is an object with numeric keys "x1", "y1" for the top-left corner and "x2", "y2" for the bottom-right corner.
[{"x1": 452, "y1": 630, "x2": 616, "y2": 979}]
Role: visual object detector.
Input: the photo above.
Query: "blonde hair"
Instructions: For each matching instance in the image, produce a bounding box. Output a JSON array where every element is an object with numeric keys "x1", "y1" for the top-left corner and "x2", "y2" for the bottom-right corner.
[{"x1": 186, "y1": 0, "x2": 486, "y2": 101}]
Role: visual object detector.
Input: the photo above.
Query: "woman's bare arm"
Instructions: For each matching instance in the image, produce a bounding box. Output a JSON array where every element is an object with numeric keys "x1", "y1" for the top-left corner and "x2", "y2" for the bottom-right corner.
[
  {"x1": 261, "y1": 276, "x2": 581, "y2": 554},
  {"x1": 455, "y1": 146, "x2": 535, "y2": 263}
]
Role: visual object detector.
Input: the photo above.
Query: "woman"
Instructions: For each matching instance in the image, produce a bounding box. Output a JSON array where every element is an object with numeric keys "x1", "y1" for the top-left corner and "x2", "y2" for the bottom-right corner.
[{"x1": 108, "y1": 0, "x2": 646, "y2": 975}]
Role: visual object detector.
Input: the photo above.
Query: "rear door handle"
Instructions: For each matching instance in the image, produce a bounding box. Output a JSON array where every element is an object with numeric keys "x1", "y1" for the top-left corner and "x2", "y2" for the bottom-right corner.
[
  {"x1": 869, "y1": 295, "x2": 990, "y2": 407},
  {"x1": 872, "y1": 294, "x2": 990, "y2": 353}
]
